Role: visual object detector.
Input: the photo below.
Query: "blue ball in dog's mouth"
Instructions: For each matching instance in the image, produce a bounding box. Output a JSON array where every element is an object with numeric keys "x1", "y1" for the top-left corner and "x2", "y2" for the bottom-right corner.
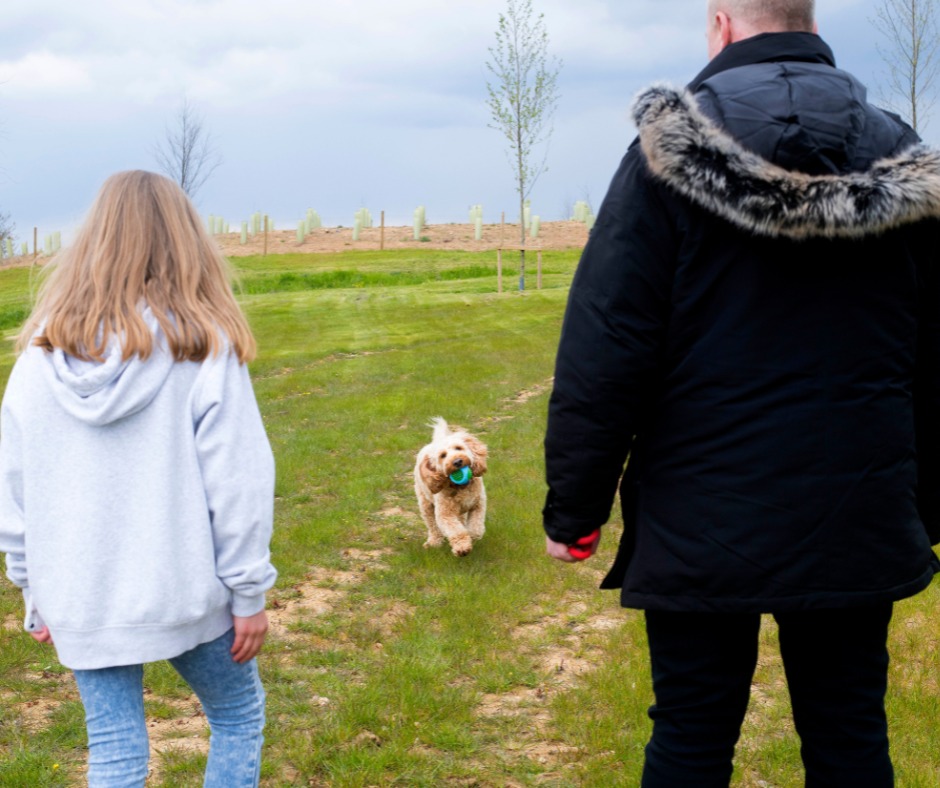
[{"x1": 449, "y1": 466, "x2": 472, "y2": 485}]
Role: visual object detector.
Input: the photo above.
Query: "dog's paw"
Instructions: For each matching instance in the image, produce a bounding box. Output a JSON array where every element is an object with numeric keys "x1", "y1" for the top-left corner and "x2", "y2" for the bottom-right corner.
[
  {"x1": 450, "y1": 534, "x2": 473, "y2": 556},
  {"x1": 423, "y1": 535, "x2": 444, "y2": 549}
]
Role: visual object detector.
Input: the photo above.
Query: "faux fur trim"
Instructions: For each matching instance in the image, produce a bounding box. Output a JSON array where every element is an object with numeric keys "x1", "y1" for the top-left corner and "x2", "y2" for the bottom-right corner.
[{"x1": 632, "y1": 84, "x2": 940, "y2": 239}]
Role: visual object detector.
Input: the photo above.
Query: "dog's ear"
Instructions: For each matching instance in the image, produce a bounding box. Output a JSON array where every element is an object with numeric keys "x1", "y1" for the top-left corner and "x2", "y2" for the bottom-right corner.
[
  {"x1": 420, "y1": 457, "x2": 448, "y2": 493},
  {"x1": 466, "y1": 436, "x2": 488, "y2": 477}
]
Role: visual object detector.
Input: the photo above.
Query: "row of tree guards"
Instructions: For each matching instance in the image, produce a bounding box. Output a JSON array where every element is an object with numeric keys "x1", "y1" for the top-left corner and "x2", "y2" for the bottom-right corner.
[
  {"x1": 204, "y1": 199, "x2": 597, "y2": 248},
  {"x1": 2, "y1": 201, "x2": 596, "y2": 264},
  {"x1": 0, "y1": 228, "x2": 61, "y2": 261},
  {"x1": 7, "y1": 202, "x2": 595, "y2": 292}
]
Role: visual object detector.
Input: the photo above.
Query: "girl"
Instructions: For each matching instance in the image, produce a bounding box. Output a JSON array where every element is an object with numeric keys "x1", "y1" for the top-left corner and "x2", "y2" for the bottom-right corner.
[{"x1": 0, "y1": 170, "x2": 276, "y2": 787}]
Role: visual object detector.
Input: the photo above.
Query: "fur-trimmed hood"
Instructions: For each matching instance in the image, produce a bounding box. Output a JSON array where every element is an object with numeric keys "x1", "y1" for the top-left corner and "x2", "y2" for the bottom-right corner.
[{"x1": 632, "y1": 84, "x2": 940, "y2": 240}]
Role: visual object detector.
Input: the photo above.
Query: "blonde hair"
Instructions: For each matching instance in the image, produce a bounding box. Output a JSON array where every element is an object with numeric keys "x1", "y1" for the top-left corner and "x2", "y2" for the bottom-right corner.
[{"x1": 17, "y1": 170, "x2": 256, "y2": 363}]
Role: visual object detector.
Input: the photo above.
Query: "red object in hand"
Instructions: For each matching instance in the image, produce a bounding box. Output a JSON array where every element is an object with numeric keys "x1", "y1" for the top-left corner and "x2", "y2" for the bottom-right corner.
[{"x1": 568, "y1": 529, "x2": 600, "y2": 560}]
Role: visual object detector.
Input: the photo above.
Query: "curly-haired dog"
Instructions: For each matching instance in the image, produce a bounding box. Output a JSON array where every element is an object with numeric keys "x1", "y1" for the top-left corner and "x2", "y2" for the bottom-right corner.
[{"x1": 414, "y1": 418, "x2": 488, "y2": 556}]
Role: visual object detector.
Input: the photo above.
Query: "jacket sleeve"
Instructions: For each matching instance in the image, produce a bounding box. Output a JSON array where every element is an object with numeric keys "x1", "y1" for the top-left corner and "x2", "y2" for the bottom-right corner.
[
  {"x1": 0, "y1": 363, "x2": 44, "y2": 631},
  {"x1": 914, "y1": 227, "x2": 940, "y2": 546},
  {"x1": 543, "y1": 145, "x2": 677, "y2": 544},
  {"x1": 193, "y1": 350, "x2": 277, "y2": 616}
]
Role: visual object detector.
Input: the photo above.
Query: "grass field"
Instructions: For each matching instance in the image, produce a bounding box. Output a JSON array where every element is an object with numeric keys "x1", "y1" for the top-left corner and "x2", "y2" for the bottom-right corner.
[{"x1": 0, "y1": 249, "x2": 938, "y2": 787}]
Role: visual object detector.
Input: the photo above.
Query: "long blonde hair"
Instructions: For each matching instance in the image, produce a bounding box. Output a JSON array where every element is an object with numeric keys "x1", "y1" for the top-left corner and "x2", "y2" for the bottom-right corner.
[{"x1": 17, "y1": 170, "x2": 256, "y2": 363}]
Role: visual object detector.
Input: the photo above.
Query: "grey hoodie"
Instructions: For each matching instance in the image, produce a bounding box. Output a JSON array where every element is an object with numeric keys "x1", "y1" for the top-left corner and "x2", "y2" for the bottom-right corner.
[{"x1": 0, "y1": 311, "x2": 276, "y2": 669}]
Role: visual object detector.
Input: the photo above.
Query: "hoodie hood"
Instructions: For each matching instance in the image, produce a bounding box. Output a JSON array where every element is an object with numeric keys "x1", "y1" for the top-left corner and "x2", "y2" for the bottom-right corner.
[
  {"x1": 40, "y1": 308, "x2": 176, "y2": 426},
  {"x1": 631, "y1": 84, "x2": 940, "y2": 240}
]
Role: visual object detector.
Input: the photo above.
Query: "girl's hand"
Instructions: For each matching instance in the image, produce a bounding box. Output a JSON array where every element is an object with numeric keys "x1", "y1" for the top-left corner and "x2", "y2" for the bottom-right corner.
[
  {"x1": 231, "y1": 611, "x2": 268, "y2": 663},
  {"x1": 29, "y1": 626, "x2": 53, "y2": 644}
]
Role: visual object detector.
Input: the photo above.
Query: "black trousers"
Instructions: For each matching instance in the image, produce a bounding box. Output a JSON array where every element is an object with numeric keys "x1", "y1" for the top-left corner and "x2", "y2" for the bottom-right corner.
[{"x1": 641, "y1": 604, "x2": 894, "y2": 788}]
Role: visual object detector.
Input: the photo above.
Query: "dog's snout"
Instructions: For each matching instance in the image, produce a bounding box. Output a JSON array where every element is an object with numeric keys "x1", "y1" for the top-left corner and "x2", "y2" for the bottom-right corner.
[{"x1": 453, "y1": 458, "x2": 464, "y2": 468}]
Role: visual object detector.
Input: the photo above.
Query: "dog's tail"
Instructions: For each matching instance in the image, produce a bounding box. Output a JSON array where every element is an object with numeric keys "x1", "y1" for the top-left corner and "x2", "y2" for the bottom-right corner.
[{"x1": 429, "y1": 416, "x2": 450, "y2": 443}]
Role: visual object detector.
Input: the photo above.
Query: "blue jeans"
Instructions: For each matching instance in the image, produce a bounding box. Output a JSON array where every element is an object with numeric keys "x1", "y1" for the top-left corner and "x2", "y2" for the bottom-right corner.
[{"x1": 72, "y1": 628, "x2": 265, "y2": 788}]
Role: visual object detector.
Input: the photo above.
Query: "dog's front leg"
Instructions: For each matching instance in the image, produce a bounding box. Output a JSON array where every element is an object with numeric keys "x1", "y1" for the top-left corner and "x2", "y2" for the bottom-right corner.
[
  {"x1": 434, "y1": 498, "x2": 473, "y2": 556},
  {"x1": 417, "y1": 494, "x2": 444, "y2": 548}
]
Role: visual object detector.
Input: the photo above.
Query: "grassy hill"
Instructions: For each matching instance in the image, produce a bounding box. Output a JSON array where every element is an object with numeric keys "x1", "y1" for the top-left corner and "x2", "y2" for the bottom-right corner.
[{"x1": 0, "y1": 251, "x2": 937, "y2": 787}]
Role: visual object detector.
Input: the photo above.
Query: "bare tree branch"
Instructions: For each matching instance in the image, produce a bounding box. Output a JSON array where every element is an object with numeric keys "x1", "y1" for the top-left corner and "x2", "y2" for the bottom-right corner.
[
  {"x1": 872, "y1": 0, "x2": 940, "y2": 133},
  {"x1": 153, "y1": 98, "x2": 222, "y2": 199},
  {"x1": 486, "y1": 0, "x2": 561, "y2": 290}
]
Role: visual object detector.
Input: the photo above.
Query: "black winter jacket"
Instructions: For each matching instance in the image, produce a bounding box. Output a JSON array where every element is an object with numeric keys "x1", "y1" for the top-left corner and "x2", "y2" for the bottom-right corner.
[{"x1": 543, "y1": 33, "x2": 940, "y2": 612}]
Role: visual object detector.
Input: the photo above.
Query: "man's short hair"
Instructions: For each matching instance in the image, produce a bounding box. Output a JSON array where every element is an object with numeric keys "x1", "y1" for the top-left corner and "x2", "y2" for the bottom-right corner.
[{"x1": 715, "y1": 0, "x2": 815, "y2": 32}]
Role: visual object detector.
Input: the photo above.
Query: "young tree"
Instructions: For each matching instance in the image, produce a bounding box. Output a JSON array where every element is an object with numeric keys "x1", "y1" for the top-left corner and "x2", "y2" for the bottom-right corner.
[
  {"x1": 872, "y1": 0, "x2": 940, "y2": 133},
  {"x1": 0, "y1": 212, "x2": 13, "y2": 243},
  {"x1": 486, "y1": 0, "x2": 561, "y2": 291},
  {"x1": 153, "y1": 98, "x2": 222, "y2": 199}
]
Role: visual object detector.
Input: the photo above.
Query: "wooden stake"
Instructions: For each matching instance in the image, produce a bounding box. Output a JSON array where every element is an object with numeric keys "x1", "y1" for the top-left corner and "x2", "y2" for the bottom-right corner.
[
  {"x1": 263, "y1": 215, "x2": 269, "y2": 256},
  {"x1": 380, "y1": 210, "x2": 385, "y2": 251},
  {"x1": 497, "y1": 249, "x2": 503, "y2": 294}
]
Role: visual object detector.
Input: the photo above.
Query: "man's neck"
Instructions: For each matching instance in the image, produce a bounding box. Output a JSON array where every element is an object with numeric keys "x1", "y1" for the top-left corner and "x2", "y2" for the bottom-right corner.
[{"x1": 689, "y1": 31, "x2": 834, "y2": 91}]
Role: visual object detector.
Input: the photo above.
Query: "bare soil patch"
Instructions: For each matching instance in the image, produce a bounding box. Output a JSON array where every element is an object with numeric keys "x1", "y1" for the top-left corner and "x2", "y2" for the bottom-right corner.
[
  {"x1": 378, "y1": 505, "x2": 416, "y2": 519},
  {"x1": 474, "y1": 593, "x2": 627, "y2": 773},
  {"x1": 15, "y1": 696, "x2": 67, "y2": 731},
  {"x1": 267, "y1": 549, "x2": 395, "y2": 647},
  {"x1": 507, "y1": 380, "x2": 554, "y2": 406},
  {"x1": 147, "y1": 696, "x2": 210, "y2": 780},
  {"x1": 484, "y1": 377, "x2": 555, "y2": 426},
  {"x1": 8, "y1": 669, "x2": 77, "y2": 731},
  {"x1": 340, "y1": 547, "x2": 394, "y2": 567}
]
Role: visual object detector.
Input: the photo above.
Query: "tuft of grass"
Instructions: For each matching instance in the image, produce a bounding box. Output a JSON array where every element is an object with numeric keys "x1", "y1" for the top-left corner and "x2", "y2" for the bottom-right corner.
[
  {"x1": 0, "y1": 265, "x2": 41, "y2": 333},
  {"x1": 0, "y1": 305, "x2": 30, "y2": 332},
  {"x1": 239, "y1": 265, "x2": 496, "y2": 295}
]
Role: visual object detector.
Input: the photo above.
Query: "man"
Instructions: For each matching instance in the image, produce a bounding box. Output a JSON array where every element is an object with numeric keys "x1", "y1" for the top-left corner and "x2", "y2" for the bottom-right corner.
[{"x1": 543, "y1": 1, "x2": 940, "y2": 785}]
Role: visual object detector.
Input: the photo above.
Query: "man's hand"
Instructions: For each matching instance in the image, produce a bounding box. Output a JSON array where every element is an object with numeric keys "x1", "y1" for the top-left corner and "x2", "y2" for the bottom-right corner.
[
  {"x1": 546, "y1": 530, "x2": 601, "y2": 562},
  {"x1": 29, "y1": 626, "x2": 53, "y2": 644},
  {"x1": 231, "y1": 611, "x2": 268, "y2": 663},
  {"x1": 547, "y1": 535, "x2": 578, "y2": 562}
]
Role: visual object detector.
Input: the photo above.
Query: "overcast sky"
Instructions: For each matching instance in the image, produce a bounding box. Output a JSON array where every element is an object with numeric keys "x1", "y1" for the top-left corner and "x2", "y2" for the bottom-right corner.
[{"x1": 0, "y1": 0, "x2": 915, "y2": 245}]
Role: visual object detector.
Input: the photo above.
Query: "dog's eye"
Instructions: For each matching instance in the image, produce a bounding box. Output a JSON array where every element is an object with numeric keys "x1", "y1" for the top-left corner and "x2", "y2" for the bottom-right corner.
[
  {"x1": 440, "y1": 452, "x2": 446, "y2": 459},
  {"x1": 455, "y1": 445, "x2": 463, "y2": 451}
]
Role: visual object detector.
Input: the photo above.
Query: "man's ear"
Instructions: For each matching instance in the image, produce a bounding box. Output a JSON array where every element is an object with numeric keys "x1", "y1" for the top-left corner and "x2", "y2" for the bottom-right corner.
[{"x1": 708, "y1": 10, "x2": 733, "y2": 59}]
